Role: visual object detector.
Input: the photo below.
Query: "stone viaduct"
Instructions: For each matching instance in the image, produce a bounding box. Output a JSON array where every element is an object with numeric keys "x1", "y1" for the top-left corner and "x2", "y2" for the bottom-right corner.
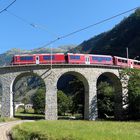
[{"x1": 0, "y1": 64, "x2": 127, "y2": 120}]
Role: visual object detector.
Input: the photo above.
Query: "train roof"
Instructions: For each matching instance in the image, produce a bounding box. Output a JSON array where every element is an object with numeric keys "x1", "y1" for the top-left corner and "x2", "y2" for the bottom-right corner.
[
  {"x1": 13, "y1": 53, "x2": 65, "y2": 56},
  {"x1": 88, "y1": 54, "x2": 112, "y2": 57},
  {"x1": 67, "y1": 53, "x2": 85, "y2": 55},
  {"x1": 114, "y1": 56, "x2": 134, "y2": 60},
  {"x1": 67, "y1": 53, "x2": 112, "y2": 57}
]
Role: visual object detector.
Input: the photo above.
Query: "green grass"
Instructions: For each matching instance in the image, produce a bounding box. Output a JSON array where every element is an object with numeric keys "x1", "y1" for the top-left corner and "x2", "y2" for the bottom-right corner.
[
  {"x1": 0, "y1": 117, "x2": 19, "y2": 122},
  {"x1": 11, "y1": 120, "x2": 140, "y2": 140}
]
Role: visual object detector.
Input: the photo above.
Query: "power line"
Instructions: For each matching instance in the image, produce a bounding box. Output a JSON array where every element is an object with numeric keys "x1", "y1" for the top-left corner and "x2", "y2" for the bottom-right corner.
[
  {"x1": 5, "y1": 9, "x2": 60, "y2": 39},
  {"x1": 1, "y1": 4, "x2": 139, "y2": 49},
  {"x1": 5, "y1": 9, "x2": 32, "y2": 25},
  {"x1": 0, "y1": 0, "x2": 16, "y2": 14},
  {"x1": 30, "y1": 24, "x2": 59, "y2": 39},
  {"x1": 41, "y1": 6, "x2": 139, "y2": 47}
]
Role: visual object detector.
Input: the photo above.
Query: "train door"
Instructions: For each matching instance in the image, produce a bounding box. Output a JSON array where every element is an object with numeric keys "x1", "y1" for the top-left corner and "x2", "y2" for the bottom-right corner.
[
  {"x1": 85, "y1": 56, "x2": 90, "y2": 64},
  {"x1": 36, "y1": 56, "x2": 40, "y2": 64},
  {"x1": 130, "y1": 60, "x2": 133, "y2": 68}
]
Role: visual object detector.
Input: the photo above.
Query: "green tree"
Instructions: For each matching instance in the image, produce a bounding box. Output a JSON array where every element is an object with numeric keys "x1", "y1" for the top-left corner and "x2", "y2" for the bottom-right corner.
[
  {"x1": 31, "y1": 88, "x2": 45, "y2": 114},
  {"x1": 126, "y1": 69, "x2": 140, "y2": 119},
  {"x1": 57, "y1": 90, "x2": 70, "y2": 116},
  {"x1": 97, "y1": 81, "x2": 115, "y2": 119},
  {"x1": 68, "y1": 79, "x2": 84, "y2": 116}
]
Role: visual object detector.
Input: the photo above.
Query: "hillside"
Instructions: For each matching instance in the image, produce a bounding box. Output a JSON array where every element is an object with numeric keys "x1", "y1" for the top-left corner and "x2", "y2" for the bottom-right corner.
[
  {"x1": 0, "y1": 45, "x2": 75, "y2": 66},
  {"x1": 70, "y1": 9, "x2": 140, "y2": 59}
]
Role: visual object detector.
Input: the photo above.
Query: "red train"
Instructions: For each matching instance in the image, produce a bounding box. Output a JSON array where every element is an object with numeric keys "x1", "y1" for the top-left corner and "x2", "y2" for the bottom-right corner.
[{"x1": 11, "y1": 53, "x2": 140, "y2": 69}]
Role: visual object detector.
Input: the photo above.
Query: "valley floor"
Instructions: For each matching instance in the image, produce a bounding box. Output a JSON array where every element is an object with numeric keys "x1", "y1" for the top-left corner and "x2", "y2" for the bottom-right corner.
[{"x1": 11, "y1": 120, "x2": 140, "y2": 140}]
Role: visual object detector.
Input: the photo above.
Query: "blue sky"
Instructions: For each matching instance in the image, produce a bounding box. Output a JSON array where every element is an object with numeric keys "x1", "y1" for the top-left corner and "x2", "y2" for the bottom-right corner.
[{"x1": 0, "y1": 0, "x2": 140, "y2": 54}]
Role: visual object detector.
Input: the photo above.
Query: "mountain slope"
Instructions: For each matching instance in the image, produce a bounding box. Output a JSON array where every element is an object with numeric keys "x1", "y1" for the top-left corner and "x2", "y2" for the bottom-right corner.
[{"x1": 70, "y1": 9, "x2": 140, "y2": 59}]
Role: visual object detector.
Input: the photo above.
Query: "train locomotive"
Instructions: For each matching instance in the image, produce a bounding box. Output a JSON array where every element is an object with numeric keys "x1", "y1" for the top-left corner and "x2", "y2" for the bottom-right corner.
[{"x1": 11, "y1": 53, "x2": 140, "y2": 69}]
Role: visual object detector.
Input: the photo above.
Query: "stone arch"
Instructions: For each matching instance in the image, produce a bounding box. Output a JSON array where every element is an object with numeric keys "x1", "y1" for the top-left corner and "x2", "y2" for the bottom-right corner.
[
  {"x1": 56, "y1": 71, "x2": 89, "y2": 120},
  {"x1": 11, "y1": 72, "x2": 46, "y2": 118},
  {"x1": 96, "y1": 72, "x2": 122, "y2": 120}
]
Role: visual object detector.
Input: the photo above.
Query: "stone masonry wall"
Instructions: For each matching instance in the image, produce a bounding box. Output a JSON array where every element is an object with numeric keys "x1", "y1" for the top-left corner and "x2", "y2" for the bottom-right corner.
[{"x1": 0, "y1": 65, "x2": 124, "y2": 120}]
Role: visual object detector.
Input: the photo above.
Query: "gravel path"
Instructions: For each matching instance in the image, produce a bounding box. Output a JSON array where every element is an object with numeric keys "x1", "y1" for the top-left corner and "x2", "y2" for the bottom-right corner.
[{"x1": 0, "y1": 120, "x2": 33, "y2": 140}]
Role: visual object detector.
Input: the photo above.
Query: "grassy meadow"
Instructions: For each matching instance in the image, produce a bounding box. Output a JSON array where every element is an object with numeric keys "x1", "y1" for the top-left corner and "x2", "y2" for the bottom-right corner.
[
  {"x1": 11, "y1": 120, "x2": 140, "y2": 140},
  {"x1": 0, "y1": 117, "x2": 19, "y2": 122}
]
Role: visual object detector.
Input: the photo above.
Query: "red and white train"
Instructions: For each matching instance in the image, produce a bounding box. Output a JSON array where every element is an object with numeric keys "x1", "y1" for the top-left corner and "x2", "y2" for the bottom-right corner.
[{"x1": 11, "y1": 53, "x2": 140, "y2": 69}]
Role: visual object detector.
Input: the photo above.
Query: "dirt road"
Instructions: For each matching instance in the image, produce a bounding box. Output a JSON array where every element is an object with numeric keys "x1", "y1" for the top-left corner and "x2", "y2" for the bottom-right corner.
[{"x1": 0, "y1": 120, "x2": 33, "y2": 140}]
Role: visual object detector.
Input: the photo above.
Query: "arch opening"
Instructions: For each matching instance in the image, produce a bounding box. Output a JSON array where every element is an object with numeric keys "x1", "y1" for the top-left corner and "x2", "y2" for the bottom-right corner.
[
  {"x1": 57, "y1": 71, "x2": 89, "y2": 120},
  {"x1": 12, "y1": 72, "x2": 46, "y2": 120},
  {"x1": 97, "y1": 72, "x2": 122, "y2": 120}
]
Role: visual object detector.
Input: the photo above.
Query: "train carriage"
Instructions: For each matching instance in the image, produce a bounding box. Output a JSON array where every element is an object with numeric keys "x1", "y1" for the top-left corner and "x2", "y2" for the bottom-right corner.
[
  {"x1": 133, "y1": 60, "x2": 140, "y2": 69},
  {"x1": 12, "y1": 53, "x2": 65, "y2": 65},
  {"x1": 39, "y1": 53, "x2": 65, "y2": 64},
  {"x1": 12, "y1": 54, "x2": 36, "y2": 65},
  {"x1": 113, "y1": 56, "x2": 134, "y2": 68},
  {"x1": 66, "y1": 53, "x2": 86, "y2": 64},
  {"x1": 89, "y1": 54, "x2": 113, "y2": 65}
]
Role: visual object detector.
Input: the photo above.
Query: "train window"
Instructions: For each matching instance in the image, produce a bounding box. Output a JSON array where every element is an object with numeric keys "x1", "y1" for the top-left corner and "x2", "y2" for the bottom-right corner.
[
  {"x1": 70, "y1": 55, "x2": 80, "y2": 60},
  {"x1": 92, "y1": 57, "x2": 97, "y2": 60},
  {"x1": 134, "y1": 62, "x2": 140, "y2": 65},
  {"x1": 43, "y1": 55, "x2": 55, "y2": 60},
  {"x1": 106, "y1": 57, "x2": 112, "y2": 61},
  {"x1": 20, "y1": 56, "x2": 33, "y2": 61},
  {"x1": 118, "y1": 59, "x2": 122, "y2": 62},
  {"x1": 92, "y1": 57, "x2": 111, "y2": 61},
  {"x1": 92, "y1": 57, "x2": 102, "y2": 61},
  {"x1": 118, "y1": 59, "x2": 127, "y2": 63},
  {"x1": 122, "y1": 60, "x2": 127, "y2": 63}
]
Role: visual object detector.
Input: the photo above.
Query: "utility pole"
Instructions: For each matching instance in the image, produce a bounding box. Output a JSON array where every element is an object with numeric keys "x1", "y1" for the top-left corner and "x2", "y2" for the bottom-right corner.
[
  {"x1": 126, "y1": 47, "x2": 129, "y2": 67},
  {"x1": 50, "y1": 45, "x2": 52, "y2": 70}
]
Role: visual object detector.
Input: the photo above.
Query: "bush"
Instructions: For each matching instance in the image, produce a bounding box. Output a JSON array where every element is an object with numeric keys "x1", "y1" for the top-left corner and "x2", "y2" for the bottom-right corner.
[{"x1": 31, "y1": 88, "x2": 45, "y2": 114}]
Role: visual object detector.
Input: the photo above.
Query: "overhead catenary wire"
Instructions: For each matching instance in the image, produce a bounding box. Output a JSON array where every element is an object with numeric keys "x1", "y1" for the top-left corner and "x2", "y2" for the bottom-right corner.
[
  {"x1": 1, "y1": 3, "x2": 139, "y2": 48},
  {"x1": 0, "y1": 0, "x2": 16, "y2": 14},
  {"x1": 5, "y1": 9, "x2": 60, "y2": 39},
  {"x1": 41, "y1": 6, "x2": 139, "y2": 47}
]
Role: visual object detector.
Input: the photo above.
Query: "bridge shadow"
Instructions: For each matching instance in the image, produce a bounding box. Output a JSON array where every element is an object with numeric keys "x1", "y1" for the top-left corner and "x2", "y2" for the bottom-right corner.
[{"x1": 14, "y1": 113, "x2": 45, "y2": 120}]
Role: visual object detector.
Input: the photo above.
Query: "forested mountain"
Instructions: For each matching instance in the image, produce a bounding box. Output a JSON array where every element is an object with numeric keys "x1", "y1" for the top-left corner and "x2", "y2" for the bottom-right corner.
[{"x1": 70, "y1": 9, "x2": 140, "y2": 59}]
